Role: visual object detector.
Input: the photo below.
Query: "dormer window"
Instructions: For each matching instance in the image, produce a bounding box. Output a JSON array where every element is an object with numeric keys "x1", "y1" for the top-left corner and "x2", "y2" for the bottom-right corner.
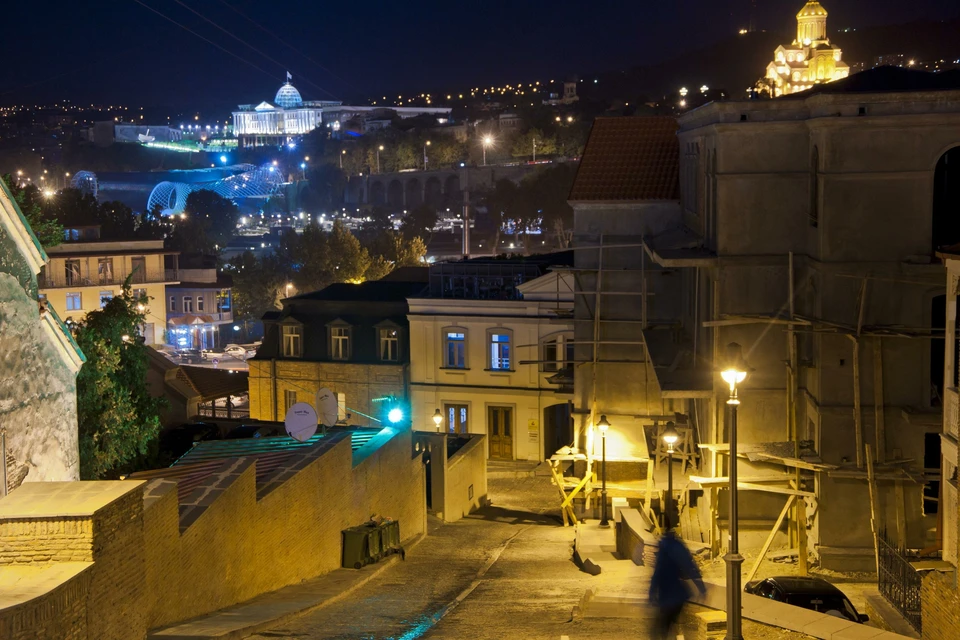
[
  {"x1": 328, "y1": 321, "x2": 352, "y2": 361},
  {"x1": 282, "y1": 324, "x2": 302, "y2": 358}
]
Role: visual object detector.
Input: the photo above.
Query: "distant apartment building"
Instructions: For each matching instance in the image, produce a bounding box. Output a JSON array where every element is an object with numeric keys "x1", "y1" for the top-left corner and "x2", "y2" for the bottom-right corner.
[
  {"x1": 407, "y1": 257, "x2": 575, "y2": 461},
  {"x1": 39, "y1": 225, "x2": 178, "y2": 345},
  {"x1": 165, "y1": 255, "x2": 233, "y2": 350},
  {"x1": 248, "y1": 268, "x2": 429, "y2": 424}
]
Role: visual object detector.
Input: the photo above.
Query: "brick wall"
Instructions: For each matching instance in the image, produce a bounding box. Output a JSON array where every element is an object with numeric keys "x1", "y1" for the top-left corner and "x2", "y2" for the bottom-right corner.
[
  {"x1": 0, "y1": 517, "x2": 92, "y2": 563},
  {"x1": 922, "y1": 571, "x2": 960, "y2": 640},
  {"x1": 0, "y1": 566, "x2": 91, "y2": 640}
]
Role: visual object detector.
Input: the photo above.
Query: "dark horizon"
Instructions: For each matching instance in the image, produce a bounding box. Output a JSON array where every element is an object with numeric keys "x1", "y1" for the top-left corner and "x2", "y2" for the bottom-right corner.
[{"x1": 2, "y1": 0, "x2": 958, "y2": 107}]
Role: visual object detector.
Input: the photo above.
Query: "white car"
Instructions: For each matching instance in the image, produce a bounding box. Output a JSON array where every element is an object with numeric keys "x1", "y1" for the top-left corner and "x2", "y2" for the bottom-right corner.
[{"x1": 224, "y1": 344, "x2": 258, "y2": 360}]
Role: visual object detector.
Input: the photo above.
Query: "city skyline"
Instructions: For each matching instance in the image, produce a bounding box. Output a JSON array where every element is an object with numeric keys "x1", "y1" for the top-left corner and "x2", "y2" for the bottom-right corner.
[{"x1": 1, "y1": 0, "x2": 958, "y2": 106}]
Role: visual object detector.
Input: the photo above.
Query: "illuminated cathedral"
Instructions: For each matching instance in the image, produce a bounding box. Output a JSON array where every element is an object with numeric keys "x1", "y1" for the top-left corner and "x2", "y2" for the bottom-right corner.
[{"x1": 762, "y1": 1, "x2": 849, "y2": 96}]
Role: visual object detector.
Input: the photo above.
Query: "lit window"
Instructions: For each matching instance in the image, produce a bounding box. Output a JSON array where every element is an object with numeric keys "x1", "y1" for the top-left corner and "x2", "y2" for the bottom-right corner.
[
  {"x1": 380, "y1": 328, "x2": 399, "y2": 362},
  {"x1": 99, "y1": 291, "x2": 113, "y2": 309},
  {"x1": 183, "y1": 296, "x2": 193, "y2": 313},
  {"x1": 197, "y1": 296, "x2": 204, "y2": 312},
  {"x1": 66, "y1": 292, "x2": 81, "y2": 311},
  {"x1": 489, "y1": 332, "x2": 511, "y2": 370},
  {"x1": 169, "y1": 295, "x2": 176, "y2": 312},
  {"x1": 282, "y1": 325, "x2": 302, "y2": 358},
  {"x1": 331, "y1": 326, "x2": 350, "y2": 360},
  {"x1": 284, "y1": 390, "x2": 297, "y2": 411},
  {"x1": 445, "y1": 330, "x2": 466, "y2": 368},
  {"x1": 97, "y1": 258, "x2": 113, "y2": 284}
]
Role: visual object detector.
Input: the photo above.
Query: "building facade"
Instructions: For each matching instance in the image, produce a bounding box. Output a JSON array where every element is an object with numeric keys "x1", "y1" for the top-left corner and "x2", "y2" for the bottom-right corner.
[
  {"x1": 0, "y1": 179, "x2": 85, "y2": 486},
  {"x1": 763, "y1": 1, "x2": 849, "y2": 96},
  {"x1": 165, "y1": 256, "x2": 233, "y2": 350},
  {"x1": 248, "y1": 272, "x2": 428, "y2": 425},
  {"x1": 40, "y1": 228, "x2": 178, "y2": 345},
  {"x1": 408, "y1": 263, "x2": 575, "y2": 462}
]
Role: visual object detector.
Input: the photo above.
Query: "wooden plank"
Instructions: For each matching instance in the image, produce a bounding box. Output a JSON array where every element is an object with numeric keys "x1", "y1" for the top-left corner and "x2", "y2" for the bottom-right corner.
[
  {"x1": 874, "y1": 339, "x2": 886, "y2": 464},
  {"x1": 561, "y1": 473, "x2": 593, "y2": 509},
  {"x1": 690, "y1": 475, "x2": 798, "y2": 486},
  {"x1": 737, "y1": 482, "x2": 815, "y2": 498},
  {"x1": 745, "y1": 495, "x2": 797, "y2": 585},
  {"x1": 866, "y1": 444, "x2": 879, "y2": 575},
  {"x1": 895, "y1": 479, "x2": 906, "y2": 549}
]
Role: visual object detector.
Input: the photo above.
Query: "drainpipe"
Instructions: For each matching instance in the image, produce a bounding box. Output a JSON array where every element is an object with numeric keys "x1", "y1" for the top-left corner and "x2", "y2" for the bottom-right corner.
[{"x1": 272, "y1": 359, "x2": 278, "y2": 422}]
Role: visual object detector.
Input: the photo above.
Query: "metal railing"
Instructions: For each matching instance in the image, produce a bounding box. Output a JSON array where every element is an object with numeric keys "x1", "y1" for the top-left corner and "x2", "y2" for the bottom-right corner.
[
  {"x1": 197, "y1": 403, "x2": 250, "y2": 420},
  {"x1": 877, "y1": 529, "x2": 922, "y2": 633},
  {"x1": 42, "y1": 269, "x2": 178, "y2": 289}
]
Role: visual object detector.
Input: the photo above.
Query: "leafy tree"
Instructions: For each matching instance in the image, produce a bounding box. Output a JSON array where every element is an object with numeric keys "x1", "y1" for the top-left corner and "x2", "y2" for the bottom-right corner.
[
  {"x1": 2, "y1": 175, "x2": 63, "y2": 248},
  {"x1": 401, "y1": 203, "x2": 438, "y2": 243},
  {"x1": 327, "y1": 220, "x2": 371, "y2": 282},
  {"x1": 395, "y1": 142, "x2": 419, "y2": 171},
  {"x1": 74, "y1": 284, "x2": 164, "y2": 479},
  {"x1": 305, "y1": 163, "x2": 347, "y2": 210},
  {"x1": 361, "y1": 206, "x2": 394, "y2": 238},
  {"x1": 289, "y1": 223, "x2": 330, "y2": 293},
  {"x1": 229, "y1": 251, "x2": 289, "y2": 320},
  {"x1": 364, "y1": 255, "x2": 393, "y2": 282},
  {"x1": 186, "y1": 190, "x2": 239, "y2": 249},
  {"x1": 511, "y1": 129, "x2": 557, "y2": 159}
]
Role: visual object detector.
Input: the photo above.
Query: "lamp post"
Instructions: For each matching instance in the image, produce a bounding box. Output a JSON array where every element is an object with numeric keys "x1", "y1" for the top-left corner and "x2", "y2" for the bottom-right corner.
[
  {"x1": 377, "y1": 145, "x2": 384, "y2": 174},
  {"x1": 433, "y1": 408, "x2": 443, "y2": 432},
  {"x1": 482, "y1": 135, "x2": 492, "y2": 166},
  {"x1": 662, "y1": 421, "x2": 679, "y2": 530},
  {"x1": 423, "y1": 140, "x2": 431, "y2": 170},
  {"x1": 598, "y1": 415, "x2": 611, "y2": 528},
  {"x1": 532, "y1": 138, "x2": 537, "y2": 162},
  {"x1": 340, "y1": 149, "x2": 346, "y2": 169},
  {"x1": 721, "y1": 342, "x2": 749, "y2": 640},
  {"x1": 300, "y1": 162, "x2": 307, "y2": 180}
]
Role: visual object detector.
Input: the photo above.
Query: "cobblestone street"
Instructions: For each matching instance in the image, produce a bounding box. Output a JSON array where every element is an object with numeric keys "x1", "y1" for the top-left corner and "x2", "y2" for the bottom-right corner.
[{"x1": 246, "y1": 476, "x2": 656, "y2": 640}]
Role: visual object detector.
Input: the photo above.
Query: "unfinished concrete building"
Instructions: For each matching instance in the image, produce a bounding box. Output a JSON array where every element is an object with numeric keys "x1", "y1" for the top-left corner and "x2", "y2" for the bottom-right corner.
[{"x1": 567, "y1": 67, "x2": 960, "y2": 572}]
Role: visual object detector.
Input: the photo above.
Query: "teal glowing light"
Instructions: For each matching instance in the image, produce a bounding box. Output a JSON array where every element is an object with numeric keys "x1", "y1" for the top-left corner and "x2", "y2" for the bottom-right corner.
[{"x1": 388, "y1": 408, "x2": 403, "y2": 424}]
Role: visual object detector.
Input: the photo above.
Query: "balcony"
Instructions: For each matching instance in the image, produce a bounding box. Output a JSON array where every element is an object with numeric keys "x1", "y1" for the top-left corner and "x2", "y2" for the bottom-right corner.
[
  {"x1": 41, "y1": 269, "x2": 179, "y2": 289},
  {"x1": 167, "y1": 310, "x2": 234, "y2": 324}
]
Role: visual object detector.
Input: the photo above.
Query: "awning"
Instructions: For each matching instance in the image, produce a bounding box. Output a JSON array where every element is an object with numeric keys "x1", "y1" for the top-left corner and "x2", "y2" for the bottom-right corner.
[{"x1": 169, "y1": 314, "x2": 216, "y2": 326}]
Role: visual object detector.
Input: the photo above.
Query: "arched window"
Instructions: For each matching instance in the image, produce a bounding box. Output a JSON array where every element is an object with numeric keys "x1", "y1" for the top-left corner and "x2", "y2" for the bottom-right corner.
[
  {"x1": 933, "y1": 146, "x2": 960, "y2": 253},
  {"x1": 810, "y1": 146, "x2": 819, "y2": 228}
]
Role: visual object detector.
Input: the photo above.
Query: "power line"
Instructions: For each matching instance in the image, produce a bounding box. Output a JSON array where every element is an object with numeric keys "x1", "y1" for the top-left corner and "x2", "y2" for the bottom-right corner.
[
  {"x1": 171, "y1": 0, "x2": 337, "y2": 99},
  {"x1": 216, "y1": 0, "x2": 356, "y2": 93},
  {"x1": 131, "y1": 0, "x2": 274, "y2": 80}
]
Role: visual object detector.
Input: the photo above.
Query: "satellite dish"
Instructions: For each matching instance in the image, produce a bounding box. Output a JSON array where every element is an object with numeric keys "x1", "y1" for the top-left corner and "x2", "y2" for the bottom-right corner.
[
  {"x1": 316, "y1": 387, "x2": 339, "y2": 428},
  {"x1": 284, "y1": 402, "x2": 318, "y2": 442}
]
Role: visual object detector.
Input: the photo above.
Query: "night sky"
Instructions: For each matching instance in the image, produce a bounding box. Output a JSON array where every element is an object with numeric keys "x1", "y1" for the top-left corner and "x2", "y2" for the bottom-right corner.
[{"x1": 2, "y1": 0, "x2": 957, "y2": 107}]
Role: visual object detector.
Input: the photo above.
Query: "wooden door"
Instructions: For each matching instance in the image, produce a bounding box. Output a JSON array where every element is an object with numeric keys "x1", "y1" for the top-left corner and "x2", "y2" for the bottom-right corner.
[
  {"x1": 487, "y1": 406, "x2": 513, "y2": 460},
  {"x1": 444, "y1": 404, "x2": 468, "y2": 434}
]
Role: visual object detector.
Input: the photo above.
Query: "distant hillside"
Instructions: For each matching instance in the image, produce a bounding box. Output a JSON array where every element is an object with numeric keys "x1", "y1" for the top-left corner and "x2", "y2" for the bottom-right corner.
[{"x1": 580, "y1": 19, "x2": 960, "y2": 101}]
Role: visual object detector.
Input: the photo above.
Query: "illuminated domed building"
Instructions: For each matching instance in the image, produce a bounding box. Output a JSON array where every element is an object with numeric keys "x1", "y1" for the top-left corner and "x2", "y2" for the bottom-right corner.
[{"x1": 762, "y1": 1, "x2": 849, "y2": 96}]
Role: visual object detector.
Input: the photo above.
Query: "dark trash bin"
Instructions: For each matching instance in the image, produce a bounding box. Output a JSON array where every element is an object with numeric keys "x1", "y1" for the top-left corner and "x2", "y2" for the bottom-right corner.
[{"x1": 341, "y1": 519, "x2": 403, "y2": 569}]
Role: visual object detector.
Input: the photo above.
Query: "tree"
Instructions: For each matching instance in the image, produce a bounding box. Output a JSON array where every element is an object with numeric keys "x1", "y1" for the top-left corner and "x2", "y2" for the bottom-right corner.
[
  {"x1": 326, "y1": 220, "x2": 371, "y2": 282},
  {"x1": 401, "y1": 204, "x2": 438, "y2": 243},
  {"x1": 2, "y1": 175, "x2": 63, "y2": 248},
  {"x1": 180, "y1": 190, "x2": 240, "y2": 251},
  {"x1": 305, "y1": 163, "x2": 347, "y2": 211},
  {"x1": 229, "y1": 251, "x2": 289, "y2": 321},
  {"x1": 74, "y1": 284, "x2": 165, "y2": 479},
  {"x1": 511, "y1": 129, "x2": 557, "y2": 159}
]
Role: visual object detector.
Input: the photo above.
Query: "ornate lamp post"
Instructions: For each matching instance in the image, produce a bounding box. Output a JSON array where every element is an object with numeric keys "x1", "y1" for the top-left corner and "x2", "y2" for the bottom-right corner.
[
  {"x1": 433, "y1": 409, "x2": 443, "y2": 432},
  {"x1": 598, "y1": 414, "x2": 611, "y2": 528},
  {"x1": 662, "y1": 421, "x2": 679, "y2": 530},
  {"x1": 721, "y1": 342, "x2": 749, "y2": 640}
]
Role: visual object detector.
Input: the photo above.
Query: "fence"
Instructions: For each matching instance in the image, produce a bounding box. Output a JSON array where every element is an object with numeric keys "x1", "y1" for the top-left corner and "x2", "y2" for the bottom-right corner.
[
  {"x1": 877, "y1": 529, "x2": 922, "y2": 633},
  {"x1": 196, "y1": 403, "x2": 250, "y2": 420}
]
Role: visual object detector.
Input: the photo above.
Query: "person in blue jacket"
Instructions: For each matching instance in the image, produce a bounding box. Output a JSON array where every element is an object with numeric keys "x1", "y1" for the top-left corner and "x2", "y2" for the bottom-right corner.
[{"x1": 648, "y1": 528, "x2": 707, "y2": 640}]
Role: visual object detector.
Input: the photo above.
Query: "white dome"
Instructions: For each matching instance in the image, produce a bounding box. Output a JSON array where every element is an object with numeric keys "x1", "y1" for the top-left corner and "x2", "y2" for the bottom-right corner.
[{"x1": 275, "y1": 82, "x2": 303, "y2": 109}]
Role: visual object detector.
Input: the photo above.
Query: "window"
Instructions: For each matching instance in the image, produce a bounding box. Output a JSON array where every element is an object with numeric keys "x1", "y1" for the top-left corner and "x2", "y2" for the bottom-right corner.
[
  {"x1": 331, "y1": 326, "x2": 351, "y2": 360},
  {"x1": 169, "y1": 295, "x2": 176, "y2": 312},
  {"x1": 444, "y1": 330, "x2": 466, "y2": 368},
  {"x1": 133, "y1": 288, "x2": 147, "y2": 300},
  {"x1": 380, "y1": 327, "x2": 399, "y2": 362},
  {"x1": 489, "y1": 330, "x2": 511, "y2": 370},
  {"x1": 65, "y1": 260, "x2": 81, "y2": 286},
  {"x1": 99, "y1": 291, "x2": 113, "y2": 308},
  {"x1": 66, "y1": 292, "x2": 81, "y2": 311},
  {"x1": 543, "y1": 333, "x2": 574, "y2": 372},
  {"x1": 97, "y1": 258, "x2": 113, "y2": 284},
  {"x1": 217, "y1": 289, "x2": 231, "y2": 312},
  {"x1": 282, "y1": 325, "x2": 302, "y2": 358},
  {"x1": 197, "y1": 296, "x2": 204, "y2": 312},
  {"x1": 284, "y1": 390, "x2": 297, "y2": 412},
  {"x1": 183, "y1": 296, "x2": 193, "y2": 313}
]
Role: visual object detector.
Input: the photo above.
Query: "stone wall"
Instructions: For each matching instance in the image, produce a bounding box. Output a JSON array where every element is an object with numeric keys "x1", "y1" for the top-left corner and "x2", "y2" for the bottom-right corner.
[
  {"x1": 921, "y1": 571, "x2": 960, "y2": 640},
  {"x1": 443, "y1": 435, "x2": 488, "y2": 522}
]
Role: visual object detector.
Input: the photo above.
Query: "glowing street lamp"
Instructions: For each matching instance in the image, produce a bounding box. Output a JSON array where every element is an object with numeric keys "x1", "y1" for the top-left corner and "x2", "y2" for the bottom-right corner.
[
  {"x1": 661, "y1": 421, "x2": 679, "y2": 530},
  {"x1": 720, "y1": 342, "x2": 749, "y2": 640},
  {"x1": 377, "y1": 145, "x2": 384, "y2": 174},
  {"x1": 679, "y1": 87, "x2": 689, "y2": 97},
  {"x1": 300, "y1": 162, "x2": 307, "y2": 180},
  {"x1": 433, "y1": 408, "x2": 443, "y2": 432},
  {"x1": 482, "y1": 135, "x2": 493, "y2": 166},
  {"x1": 423, "y1": 140, "x2": 431, "y2": 169},
  {"x1": 597, "y1": 414, "x2": 611, "y2": 528},
  {"x1": 340, "y1": 149, "x2": 346, "y2": 169}
]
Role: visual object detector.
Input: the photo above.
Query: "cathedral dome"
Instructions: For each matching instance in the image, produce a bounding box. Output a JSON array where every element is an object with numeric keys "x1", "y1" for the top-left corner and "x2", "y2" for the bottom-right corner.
[
  {"x1": 274, "y1": 82, "x2": 303, "y2": 109},
  {"x1": 797, "y1": 1, "x2": 828, "y2": 18}
]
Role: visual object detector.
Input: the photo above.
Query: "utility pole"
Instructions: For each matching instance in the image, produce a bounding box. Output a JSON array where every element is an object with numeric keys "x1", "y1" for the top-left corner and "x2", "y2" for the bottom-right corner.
[
  {"x1": 533, "y1": 138, "x2": 537, "y2": 162},
  {"x1": 462, "y1": 166, "x2": 470, "y2": 258}
]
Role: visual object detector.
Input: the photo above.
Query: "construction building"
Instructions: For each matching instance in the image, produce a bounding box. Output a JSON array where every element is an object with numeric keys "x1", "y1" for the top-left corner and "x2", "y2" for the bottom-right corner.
[{"x1": 564, "y1": 67, "x2": 960, "y2": 572}]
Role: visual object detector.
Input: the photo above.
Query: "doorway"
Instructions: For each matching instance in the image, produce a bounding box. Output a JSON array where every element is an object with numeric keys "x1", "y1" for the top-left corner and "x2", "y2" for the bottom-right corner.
[
  {"x1": 543, "y1": 402, "x2": 573, "y2": 460},
  {"x1": 444, "y1": 404, "x2": 468, "y2": 434},
  {"x1": 487, "y1": 406, "x2": 514, "y2": 460}
]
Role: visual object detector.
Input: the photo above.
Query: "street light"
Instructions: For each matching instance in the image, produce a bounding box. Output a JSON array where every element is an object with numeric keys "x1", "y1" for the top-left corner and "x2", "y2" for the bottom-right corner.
[
  {"x1": 423, "y1": 140, "x2": 431, "y2": 169},
  {"x1": 482, "y1": 135, "x2": 493, "y2": 166},
  {"x1": 340, "y1": 149, "x2": 346, "y2": 169},
  {"x1": 721, "y1": 342, "x2": 749, "y2": 640},
  {"x1": 300, "y1": 162, "x2": 307, "y2": 180},
  {"x1": 433, "y1": 408, "x2": 443, "y2": 432},
  {"x1": 661, "y1": 422, "x2": 679, "y2": 530},
  {"x1": 377, "y1": 145, "x2": 384, "y2": 174},
  {"x1": 597, "y1": 414, "x2": 611, "y2": 528}
]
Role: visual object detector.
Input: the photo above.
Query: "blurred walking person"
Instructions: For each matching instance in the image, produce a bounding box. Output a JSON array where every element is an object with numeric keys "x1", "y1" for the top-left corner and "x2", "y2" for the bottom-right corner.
[{"x1": 648, "y1": 528, "x2": 706, "y2": 640}]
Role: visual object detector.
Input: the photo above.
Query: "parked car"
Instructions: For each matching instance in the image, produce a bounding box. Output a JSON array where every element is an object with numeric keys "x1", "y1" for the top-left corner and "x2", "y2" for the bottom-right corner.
[
  {"x1": 745, "y1": 577, "x2": 868, "y2": 623},
  {"x1": 201, "y1": 349, "x2": 225, "y2": 361},
  {"x1": 174, "y1": 348, "x2": 204, "y2": 365},
  {"x1": 224, "y1": 344, "x2": 258, "y2": 360}
]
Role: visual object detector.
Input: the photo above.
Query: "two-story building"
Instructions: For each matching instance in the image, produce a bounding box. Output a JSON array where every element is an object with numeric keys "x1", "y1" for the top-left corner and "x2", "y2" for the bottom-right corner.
[
  {"x1": 407, "y1": 255, "x2": 575, "y2": 462},
  {"x1": 165, "y1": 254, "x2": 234, "y2": 350},
  {"x1": 40, "y1": 225, "x2": 178, "y2": 345},
  {"x1": 247, "y1": 268, "x2": 429, "y2": 425}
]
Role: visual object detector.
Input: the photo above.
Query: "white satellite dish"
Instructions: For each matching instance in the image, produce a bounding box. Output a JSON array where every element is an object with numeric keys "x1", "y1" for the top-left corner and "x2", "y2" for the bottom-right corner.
[
  {"x1": 316, "y1": 387, "x2": 339, "y2": 428},
  {"x1": 284, "y1": 402, "x2": 318, "y2": 442}
]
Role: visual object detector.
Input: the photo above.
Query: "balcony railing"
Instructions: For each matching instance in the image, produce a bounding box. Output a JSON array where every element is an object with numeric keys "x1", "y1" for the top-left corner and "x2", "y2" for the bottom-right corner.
[
  {"x1": 167, "y1": 311, "x2": 234, "y2": 323},
  {"x1": 41, "y1": 269, "x2": 178, "y2": 289}
]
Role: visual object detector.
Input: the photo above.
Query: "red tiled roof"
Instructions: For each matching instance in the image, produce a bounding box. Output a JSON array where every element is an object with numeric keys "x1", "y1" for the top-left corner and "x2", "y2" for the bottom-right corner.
[{"x1": 569, "y1": 117, "x2": 680, "y2": 202}]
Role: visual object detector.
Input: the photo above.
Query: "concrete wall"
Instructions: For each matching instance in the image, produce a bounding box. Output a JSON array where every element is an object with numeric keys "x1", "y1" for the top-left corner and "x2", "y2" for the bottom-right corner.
[
  {"x1": 416, "y1": 432, "x2": 488, "y2": 523},
  {"x1": 0, "y1": 428, "x2": 426, "y2": 639}
]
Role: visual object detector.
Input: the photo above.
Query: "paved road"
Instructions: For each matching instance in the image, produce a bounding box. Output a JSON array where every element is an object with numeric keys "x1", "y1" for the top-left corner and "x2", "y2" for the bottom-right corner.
[{"x1": 246, "y1": 476, "x2": 653, "y2": 640}]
